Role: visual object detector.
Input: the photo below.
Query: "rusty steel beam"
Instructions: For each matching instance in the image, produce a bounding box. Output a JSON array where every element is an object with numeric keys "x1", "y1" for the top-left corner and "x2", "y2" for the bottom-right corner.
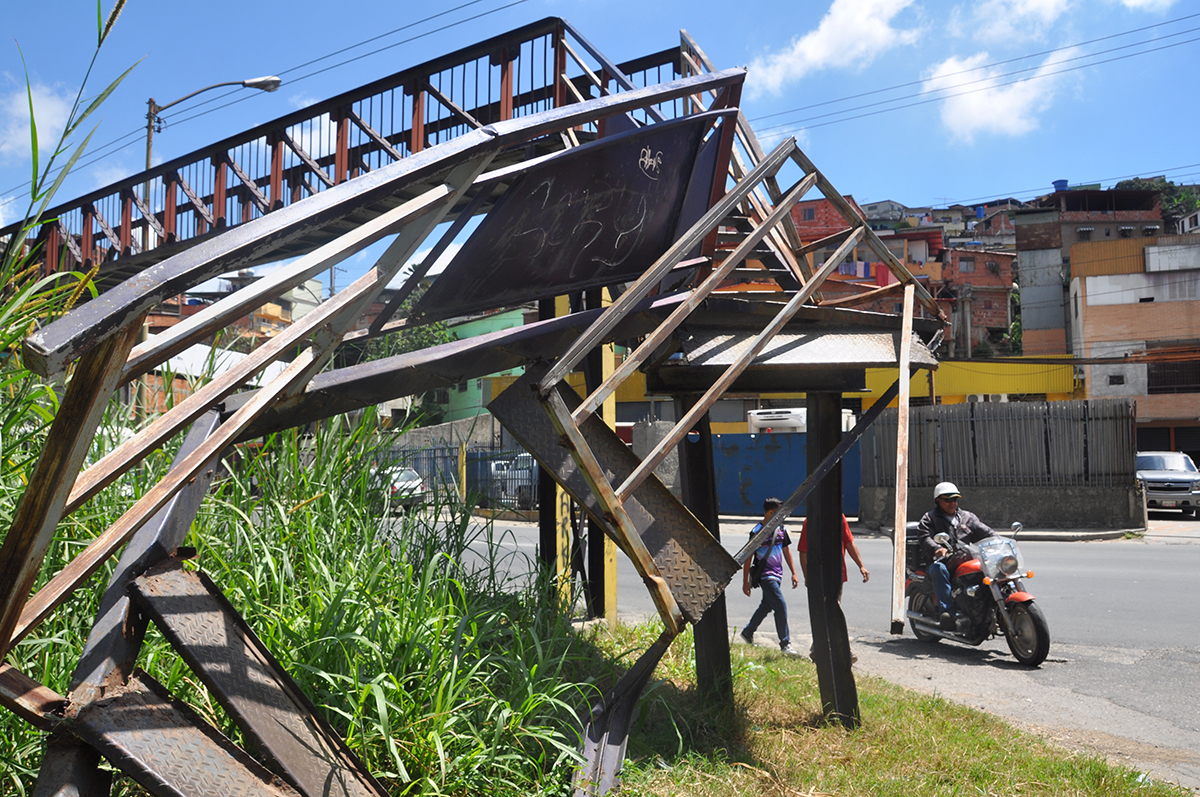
[
  {"x1": 130, "y1": 562, "x2": 389, "y2": 797},
  {"x1": 71, "y1": 672, "x2": 303, "y2": 797},
  {"x1": 32, "y1": 413, "x2": 223, "y2": 795}
]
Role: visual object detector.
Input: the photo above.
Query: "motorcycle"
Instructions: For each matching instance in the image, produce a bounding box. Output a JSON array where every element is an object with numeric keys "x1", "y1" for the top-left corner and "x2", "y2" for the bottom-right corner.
[{"x1": 905, "y1": 522, "x2": 1050, "y2": 667}]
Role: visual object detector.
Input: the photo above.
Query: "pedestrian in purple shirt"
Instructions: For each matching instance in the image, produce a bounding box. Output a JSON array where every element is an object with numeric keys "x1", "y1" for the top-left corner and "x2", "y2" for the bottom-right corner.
[{"x1": 739, "y1": 497, "x2": 802, "y2": 656}]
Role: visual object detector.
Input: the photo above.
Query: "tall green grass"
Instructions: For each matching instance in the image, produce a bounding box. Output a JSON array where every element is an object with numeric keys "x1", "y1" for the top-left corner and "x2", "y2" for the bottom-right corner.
[{"x1": 2, "y1": 408, "x2": 603, "y2": 796}]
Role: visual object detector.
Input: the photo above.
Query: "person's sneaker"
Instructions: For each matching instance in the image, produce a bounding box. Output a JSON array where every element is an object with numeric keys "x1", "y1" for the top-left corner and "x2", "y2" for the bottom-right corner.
[
  {"x1": 850, "y1": 654, "x2": 859, "y2": 664},
  {"x1": 738, "y1": 628, "x2": 754, "y2": 646},
  {"x1": 780, "y1": 642, "x2": 802, "y2": 657},
  {"x1": 939, "y1": 612, "x2": 955, "y2": 630}
]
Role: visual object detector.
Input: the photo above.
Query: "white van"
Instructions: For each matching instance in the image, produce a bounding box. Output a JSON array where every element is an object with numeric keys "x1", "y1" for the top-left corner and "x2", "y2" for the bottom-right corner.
[{"x1": 746, "y1": 407, "x2": 855, "y2": 433}]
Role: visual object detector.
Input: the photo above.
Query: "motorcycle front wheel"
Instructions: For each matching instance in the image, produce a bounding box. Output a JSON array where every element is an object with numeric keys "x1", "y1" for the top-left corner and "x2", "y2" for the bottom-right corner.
[
  {"x1": 1004, "y1": 601, "x2": 1050, "y2": 666},
  {"x1": 908, "y1": 592, "x2": 941, "y2": 643}
]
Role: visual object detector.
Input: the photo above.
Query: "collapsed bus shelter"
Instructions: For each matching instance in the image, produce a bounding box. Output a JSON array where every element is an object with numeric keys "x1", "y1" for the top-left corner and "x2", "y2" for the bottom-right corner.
[{"x1": 0, "y1": 19, "x2": 942, "y2": 797}]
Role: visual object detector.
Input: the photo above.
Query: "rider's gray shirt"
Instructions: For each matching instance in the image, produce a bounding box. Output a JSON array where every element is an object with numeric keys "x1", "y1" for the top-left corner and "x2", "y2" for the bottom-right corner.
[{"x1": 917, "y1": 507, "x2": 995, "y2": 562}]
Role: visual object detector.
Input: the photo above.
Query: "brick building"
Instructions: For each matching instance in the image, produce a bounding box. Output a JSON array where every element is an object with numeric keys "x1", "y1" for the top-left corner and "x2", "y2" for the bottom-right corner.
[{"x1": 1015, "y1": 188, "x2": 1162, "y2": 355}]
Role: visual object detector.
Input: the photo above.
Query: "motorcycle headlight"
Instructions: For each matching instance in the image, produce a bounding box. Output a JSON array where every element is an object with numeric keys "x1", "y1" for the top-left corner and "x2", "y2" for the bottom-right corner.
[{"x1": 999, "y1": 554, "x2": 1019, "y2": 577}]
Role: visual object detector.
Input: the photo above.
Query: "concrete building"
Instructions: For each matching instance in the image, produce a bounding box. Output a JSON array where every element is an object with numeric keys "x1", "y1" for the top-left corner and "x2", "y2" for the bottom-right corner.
[
  {"x1": 1015, "y1": 187, "x2": 1163, "y2": 356},
  {"x1": 1069, "y1": 234, "x2": 1200, "y2": 458}
]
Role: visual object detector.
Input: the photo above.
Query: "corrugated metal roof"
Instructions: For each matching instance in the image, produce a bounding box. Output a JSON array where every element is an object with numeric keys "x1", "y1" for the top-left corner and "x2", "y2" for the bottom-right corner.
[{"x1": 676, "y1": 328, "x2": 937, "y2": 369}]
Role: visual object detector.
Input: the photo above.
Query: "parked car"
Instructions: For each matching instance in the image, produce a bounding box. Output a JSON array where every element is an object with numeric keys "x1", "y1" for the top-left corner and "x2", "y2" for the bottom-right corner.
[
  {"x1": 1136, "y1": 451, "x2": 1200, "y2": 515},
  {"x1": 489, "y1": 452, "x2": 538, "y2": 510},
  {"x1": 379, "y1": 465, "x2": 428, "y2": 512}
]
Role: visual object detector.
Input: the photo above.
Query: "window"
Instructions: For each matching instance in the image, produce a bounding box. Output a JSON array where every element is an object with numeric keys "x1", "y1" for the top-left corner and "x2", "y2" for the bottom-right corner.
[
  {"x1": 456, "y1": 382, "x2": 468, "y2": 393},
  {"x1": 959, "y1": 257, "x2": 975, "y2": 273},
  {"x1": 1139, "y1": 297, "x2": 1155, "y2": 303},
  {"x1": 1076, "y1": 227, "x2": 1093, "y2": 241},
  {"x1": 1149, "y1": 361, "x2": 1200, "y2": 394},
  {"x1": 1119, "y1": 226, "x2": 1134, "y2": 238},
  {"x1": 1108, "y1": 374, "x2": 1125, "y2": 386},
  {"x1": 802, "y1": 208, "x2": 815, "y2": 221}
]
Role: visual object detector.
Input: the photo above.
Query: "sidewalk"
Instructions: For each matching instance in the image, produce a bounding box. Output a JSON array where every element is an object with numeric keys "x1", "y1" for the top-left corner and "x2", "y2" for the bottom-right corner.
[{"x1": 717, "y1": 514, "x2": 1133, "y2": 542}]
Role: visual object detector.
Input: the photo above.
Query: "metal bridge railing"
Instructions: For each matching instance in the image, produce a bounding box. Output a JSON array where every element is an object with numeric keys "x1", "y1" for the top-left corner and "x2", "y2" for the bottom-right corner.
[{"x1": 2, "y1": 18, "x2": 684, "y2": 288}]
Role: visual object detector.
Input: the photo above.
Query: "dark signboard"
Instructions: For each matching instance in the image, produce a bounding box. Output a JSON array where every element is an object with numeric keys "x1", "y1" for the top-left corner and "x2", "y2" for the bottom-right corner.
[{"x1": 411, "y1": 112, "x2": 722, "y2": 322}]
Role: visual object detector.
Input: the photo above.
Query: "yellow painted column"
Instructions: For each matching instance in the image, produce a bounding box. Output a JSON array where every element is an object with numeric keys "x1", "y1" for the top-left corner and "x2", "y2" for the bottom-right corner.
[{"x1": 598, "y1": 291, "x2": 618, "y2": 628}]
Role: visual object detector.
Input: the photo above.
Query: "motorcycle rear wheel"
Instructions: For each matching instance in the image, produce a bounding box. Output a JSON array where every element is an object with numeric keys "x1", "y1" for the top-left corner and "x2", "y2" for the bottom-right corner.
[
  {"x1": 908, "y1": 592, "x2": 941, "y2": 643},
  {"x1": 1004, "y1": 601, "x2": 1050, "y2": 666}
]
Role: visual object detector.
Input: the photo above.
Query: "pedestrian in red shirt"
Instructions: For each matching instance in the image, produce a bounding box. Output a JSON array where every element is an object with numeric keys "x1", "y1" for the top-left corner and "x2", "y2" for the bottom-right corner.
[{"x1": 798, "y1": 514, "x2": 869, "y2": 662}]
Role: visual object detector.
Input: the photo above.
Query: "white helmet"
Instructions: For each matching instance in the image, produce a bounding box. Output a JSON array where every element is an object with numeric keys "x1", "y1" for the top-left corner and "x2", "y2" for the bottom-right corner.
[{"x1": 934, "y1": 481, "x2": 961, "y2": 500}]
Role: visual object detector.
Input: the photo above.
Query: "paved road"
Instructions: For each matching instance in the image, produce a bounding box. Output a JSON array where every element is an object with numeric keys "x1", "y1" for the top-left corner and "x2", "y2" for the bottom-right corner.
[{"x1": 473, "y1": 511, "x2": 1200, "y2": 792}]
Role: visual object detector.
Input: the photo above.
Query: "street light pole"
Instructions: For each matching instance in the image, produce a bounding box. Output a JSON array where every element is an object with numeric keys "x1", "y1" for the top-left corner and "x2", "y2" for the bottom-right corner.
[
  {"x1": 137, "y1": 75, "x2": 281, "y2": 420},
  {"x1": 142, "y1": 75, "x2": 281, "y2": 250}
]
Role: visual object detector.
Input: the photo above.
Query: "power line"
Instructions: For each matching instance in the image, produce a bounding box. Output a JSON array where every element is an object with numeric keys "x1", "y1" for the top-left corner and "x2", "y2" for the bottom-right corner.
[
  {"x1": 750, "y1": 10, "x2": 1200, "y2": 123},
  {"x1": 763, "y1": 34, "x2": 1200, "y2": 139},
  {"x1": 756, "y1": 25, "x2": 1200, "y2": 134},
  {"x1": 0, "y1": 0, "x2": 530, "y2": 209}
]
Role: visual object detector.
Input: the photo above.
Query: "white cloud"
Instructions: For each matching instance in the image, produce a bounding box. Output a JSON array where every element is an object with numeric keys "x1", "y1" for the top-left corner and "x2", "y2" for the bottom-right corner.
[
  {"x1": 967, "y1": 0, "x2": 1071, "y2": 43},
  {"x1": 747, "y1": 0, "x2": 922, "y2": 97},
  {"x1": 922, "y1": 50, "x2": 1074, "y2": 142},
  {"x1": 287, "y1": 113, "x2": 337, "y2": 159},
  {"x1": 0, "y1": 194, "x2": 19, "y2": 228},
  {"x1": 1117, "y1": 0, "x2": 1177, "y2": 9},
  {"x1": 0, "y1": 82, "x2": 74, "y2": 164},
  {"x1": 90, "y1": 162, "x2": 135, "y2": 191}
]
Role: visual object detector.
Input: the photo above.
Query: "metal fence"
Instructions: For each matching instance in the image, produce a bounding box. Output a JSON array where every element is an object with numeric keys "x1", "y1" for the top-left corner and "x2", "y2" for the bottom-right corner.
[
  {"x1": 862, "y1": 399, "x2": 1137, "y2": 488},
  {"x1": 389, "y1": 445, "x2": 537, "y2": 508}
]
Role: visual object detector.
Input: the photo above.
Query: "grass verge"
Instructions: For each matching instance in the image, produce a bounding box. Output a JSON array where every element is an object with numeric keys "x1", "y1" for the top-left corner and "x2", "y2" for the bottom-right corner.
[{"x1": 582, "y1": 624, "x2": 1190, "y2": 797}]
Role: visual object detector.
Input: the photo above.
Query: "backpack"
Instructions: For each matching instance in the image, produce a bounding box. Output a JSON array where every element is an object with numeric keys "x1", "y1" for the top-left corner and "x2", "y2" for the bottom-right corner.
[{"x1": 749, "y1": 552, "x2": 767, "y2": 589}]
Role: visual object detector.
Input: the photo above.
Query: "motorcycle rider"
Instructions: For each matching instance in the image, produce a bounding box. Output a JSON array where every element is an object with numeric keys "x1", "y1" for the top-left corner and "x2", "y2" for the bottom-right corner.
[{"x1": 917, "y1": 482, "x2": 996, "y2": 630}]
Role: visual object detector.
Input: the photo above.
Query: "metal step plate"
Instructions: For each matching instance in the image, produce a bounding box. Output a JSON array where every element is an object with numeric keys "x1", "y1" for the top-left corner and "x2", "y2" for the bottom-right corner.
[
  {"x1": 488, "y1": 368, "x2": 738, "y2": 624},
  {"x1": 71, "y1": 671, "x2": 301, "y2": 797},
  {"x1": 129, "y1": 561, "x2": 388, "y2": 797}
]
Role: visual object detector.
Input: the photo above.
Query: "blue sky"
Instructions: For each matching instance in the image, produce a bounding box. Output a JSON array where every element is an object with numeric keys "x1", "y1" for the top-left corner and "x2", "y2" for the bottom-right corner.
[{"x1": 2, "y1": 0, "x2": 1195, "y2": 293}]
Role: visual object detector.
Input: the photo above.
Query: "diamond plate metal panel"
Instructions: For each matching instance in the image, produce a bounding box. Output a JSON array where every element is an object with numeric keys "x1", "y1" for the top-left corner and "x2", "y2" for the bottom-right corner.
[
  {"x1": 488, "y1": 368, "x2": 739, "y2": 623},
  {"x1": 71, "y1": 672, "x2": 301, "y2": 797},
  {"x1": 129, "y1": 562, "x2": 387, "y2": 797}
]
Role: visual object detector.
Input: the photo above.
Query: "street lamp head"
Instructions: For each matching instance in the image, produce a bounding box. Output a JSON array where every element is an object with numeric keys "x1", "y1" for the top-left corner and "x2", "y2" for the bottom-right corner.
[{"x1": 242, "y1": 76, "x2": 282, "y2": 93}]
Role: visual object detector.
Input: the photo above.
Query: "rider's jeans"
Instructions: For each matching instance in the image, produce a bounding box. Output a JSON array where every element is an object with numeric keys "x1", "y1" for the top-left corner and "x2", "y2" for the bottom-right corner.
[
  {"x1": 929, "y1": 560, "x2": 953, "y2": 613},
  {"x1": 745, "y1": 577, "x2": 790, "y2": 647}
]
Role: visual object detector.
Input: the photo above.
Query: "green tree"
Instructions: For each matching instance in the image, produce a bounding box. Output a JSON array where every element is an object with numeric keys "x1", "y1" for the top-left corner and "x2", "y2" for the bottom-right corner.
[
  {"x1": 1114, "y1": 176, "x2": 1200, "y2": 230},
  {"x1": 361, "y1": 281, "x2": 455, "y2": 427}
]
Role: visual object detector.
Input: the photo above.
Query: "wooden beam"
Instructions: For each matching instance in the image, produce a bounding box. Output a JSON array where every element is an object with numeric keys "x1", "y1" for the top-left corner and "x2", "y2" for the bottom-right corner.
[
  {"x1": 0, "y1": 320, "x2": 143, "y2": 657},
  {"x1": 10, "y1": 351, "x2": 316, "y2": 648},
  {"x1": 890, "y1": 282, "x2": 916, "y2": 634},
  {"x1": 0, "y1": 664, "x2": 65, "y2": 731}
]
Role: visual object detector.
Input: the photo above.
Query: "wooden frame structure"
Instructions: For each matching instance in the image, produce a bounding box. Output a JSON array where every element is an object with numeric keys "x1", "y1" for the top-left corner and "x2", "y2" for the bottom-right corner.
[{"x1": 0, "y1": 19, "x2": 942, "y2": 797}]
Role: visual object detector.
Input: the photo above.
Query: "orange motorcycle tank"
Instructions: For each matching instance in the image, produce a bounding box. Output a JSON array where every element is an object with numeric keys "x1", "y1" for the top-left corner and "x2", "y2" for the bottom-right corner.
[{"x1": 954, "y1": 558, "x2": 983, "y2": 579}]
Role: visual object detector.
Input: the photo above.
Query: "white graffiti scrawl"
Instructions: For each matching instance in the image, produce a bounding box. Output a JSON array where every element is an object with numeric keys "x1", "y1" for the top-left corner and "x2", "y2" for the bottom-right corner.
[{"x1": 638, "y1": 146, "x2": 663, "y2": 180}]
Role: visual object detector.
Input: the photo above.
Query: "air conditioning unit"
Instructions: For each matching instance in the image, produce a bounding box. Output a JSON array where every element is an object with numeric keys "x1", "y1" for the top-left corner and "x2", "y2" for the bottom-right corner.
[
  {"x1": 967, "y1": 394, "x2": 984, "y2": 403},
  {"x1": 967, "y1": 393, "x2": 1008, "y2": 403}
]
